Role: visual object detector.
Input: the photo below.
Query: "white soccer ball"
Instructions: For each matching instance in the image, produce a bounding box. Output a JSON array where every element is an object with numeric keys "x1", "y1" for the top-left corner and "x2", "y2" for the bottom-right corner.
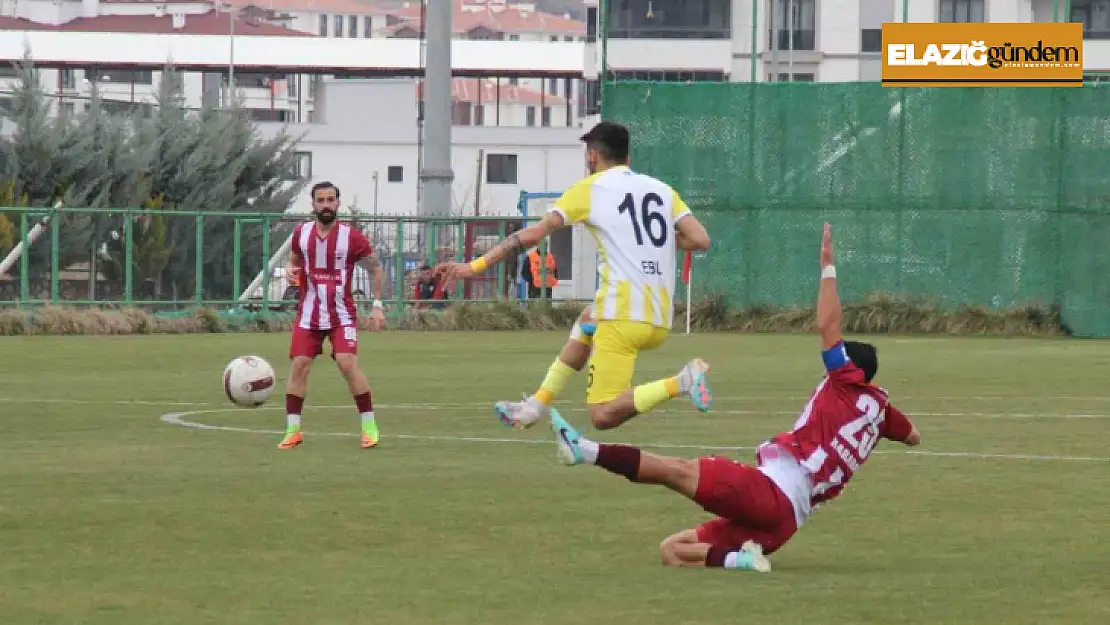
[{"x1": 223, "y1": 355, "x2": 277, "y2": 408}]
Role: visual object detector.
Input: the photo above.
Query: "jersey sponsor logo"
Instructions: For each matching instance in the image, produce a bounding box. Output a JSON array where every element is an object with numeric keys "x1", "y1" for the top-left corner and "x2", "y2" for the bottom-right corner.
[
  {"x1": 309, "y1": 270, "x2": 341, "y2": 284},
  {"x1": 640, "y1": 260, "x2": 664, "y2": 275}
]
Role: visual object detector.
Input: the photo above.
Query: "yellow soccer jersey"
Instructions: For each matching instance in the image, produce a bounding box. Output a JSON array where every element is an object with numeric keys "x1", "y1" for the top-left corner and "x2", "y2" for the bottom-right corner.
[{"x1": 549, "y1": 165, "x2": 692, "y2": 329}]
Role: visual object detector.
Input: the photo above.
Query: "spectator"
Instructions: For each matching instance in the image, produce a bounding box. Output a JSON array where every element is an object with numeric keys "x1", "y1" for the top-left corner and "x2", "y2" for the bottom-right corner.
[
  {"x1": 521, "y1": 243, "x2": 559, "y2": 300},
  {"x1": 413, "y1": 264, "x2": 449, "y2": 310}
]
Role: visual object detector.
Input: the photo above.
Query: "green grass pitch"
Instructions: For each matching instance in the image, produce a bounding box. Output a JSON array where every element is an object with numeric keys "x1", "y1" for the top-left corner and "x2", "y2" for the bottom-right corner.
[{"x1": 1, "y1": 331, "x2": 1108, "y2": 624}]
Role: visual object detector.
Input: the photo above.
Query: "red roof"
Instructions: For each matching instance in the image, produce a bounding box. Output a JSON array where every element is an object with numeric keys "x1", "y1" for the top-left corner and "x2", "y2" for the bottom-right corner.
[
  {"x1": 0, "y1": 10, "x2": 311, "y2": 36},
  {"x1": 418, "y1": 78, "x2": 568, "y2": 106},
  {"x1": 390, "y1": 0, "x2": 584, "y2": 36}
]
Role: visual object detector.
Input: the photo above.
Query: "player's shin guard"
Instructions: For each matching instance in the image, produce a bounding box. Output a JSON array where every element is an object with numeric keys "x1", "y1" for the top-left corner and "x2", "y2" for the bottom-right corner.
[{"x1": 632, "y1": 377, "x2": 680, "y2": 414}]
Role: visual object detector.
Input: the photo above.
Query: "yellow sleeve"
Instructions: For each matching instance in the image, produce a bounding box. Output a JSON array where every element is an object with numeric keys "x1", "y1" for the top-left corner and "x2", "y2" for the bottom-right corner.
[
  {"x1": 671, "y1": 188, "x2": 692, "y2": 221},
  {"x1": 550, "y1": 178, "x2": 592, "y2": 225}
]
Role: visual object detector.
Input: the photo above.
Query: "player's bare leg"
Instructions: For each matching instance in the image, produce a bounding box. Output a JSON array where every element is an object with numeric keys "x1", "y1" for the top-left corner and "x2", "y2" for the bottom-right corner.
[
  {"x1": 551, "y1": 410, "x2": 770, "y2": 572},
  {"x1": 495, "y1": 306, "x2": 596, "y2": 430},
  {"x1": 586, "y1": 358, "x2": 712, "y2": 431},
  {"x1": 659, "y1": 530, "x2": 711, "y2": 567},
  {"x1": 659, "y1": 530, "x2": 770, "y2": 572},
  {"x1": 334, "y1": 353, "x2": 379, "y2": 449},
  {"x1": 279, "y1": 356, "x2": 314, "y2": 449}
]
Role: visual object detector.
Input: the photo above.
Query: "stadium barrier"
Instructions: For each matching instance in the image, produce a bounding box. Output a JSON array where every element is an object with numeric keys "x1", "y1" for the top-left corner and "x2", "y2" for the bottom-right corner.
[{"x1": 0, "y1": 207, "x2": 553, "y2": 315}]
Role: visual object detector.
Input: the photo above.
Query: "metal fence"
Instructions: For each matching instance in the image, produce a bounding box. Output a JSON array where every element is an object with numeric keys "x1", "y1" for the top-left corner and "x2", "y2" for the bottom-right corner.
[{"x1": 0, "y1": 206, "x2": 551, "y2": 314}]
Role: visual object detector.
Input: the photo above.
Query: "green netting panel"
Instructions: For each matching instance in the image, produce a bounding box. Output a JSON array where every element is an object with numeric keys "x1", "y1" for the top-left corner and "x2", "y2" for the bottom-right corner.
[{"x1": 603, "y1": 81, "x2": 1109, "y2": 337}]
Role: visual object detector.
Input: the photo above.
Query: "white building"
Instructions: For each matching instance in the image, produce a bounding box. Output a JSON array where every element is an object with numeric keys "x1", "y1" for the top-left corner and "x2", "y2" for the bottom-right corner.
[
  {"x1": 582, "y1": 0, "x2": 1110, "y2": 87},
  {"x1": 0, "y1": 0, "x2": 588, "y2": 125},
  {"x1": 255, "y1": 77, "x2": 597, "y2": 300}
]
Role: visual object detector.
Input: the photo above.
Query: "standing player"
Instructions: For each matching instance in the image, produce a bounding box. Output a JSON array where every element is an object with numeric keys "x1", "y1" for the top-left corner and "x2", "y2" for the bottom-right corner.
[
  {"x1": 547, "y1": 224, "x2": 922, "y2": 571},
  {"x1": 439, "y1": 121, "x2": 713, "y2": 432},
  {"x1": 279, "y1": 181, "x2": 388, "y2": 451}
]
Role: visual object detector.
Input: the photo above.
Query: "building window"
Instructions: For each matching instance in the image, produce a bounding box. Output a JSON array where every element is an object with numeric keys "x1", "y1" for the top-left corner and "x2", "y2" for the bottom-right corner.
[
  {"x1": 60, "y1": 68, "x2": 77, "y2": 89},
  {"x1": 84, "y1": 68, "x2": 154, "y2": 84},
  {"x1": 319, "y1": 14, "x2": 328, "y2": 36},
  {"x1": 586, "y1": 6, "x2": 597, "y2": 42},
  {"x1": 584, "y1": 79, "x2": 600, "y2": 116},
  {"x1": 608, "y1": 0, "x2": 731, "y2": 40},
  {"x1": 769, "y1": 0, "x2": 816, "y2": 51},
  {"x1": 774, "y1": 73, "x2": 815, "y2": 82},
  {"x1": 861, "y1": 28, "x2": 881, "y2": 53},
  {"x1": 526, "y1": 106, "x2": 536, "y2": 127},
  {"x1": 938, "y1": 0, "x2": 985, "y2": 22},
  {"x1": 474, "y1": 104, "x2": 485, "y2": 126},
  {"x1": 610, "y1": 69, "x2": 727, "y2": 82},
  {"x1": 289, "y1": 151, "x2": 312, "y2": 179},
  {"x1": 334, "y1": 15, "x2": 344, "y2": 37},
  {"x1": 541, "y1": 106, "x2": 552, "y2": 127},
  {"x1": 364, "y1": 16, "x2": 373, "y2": 37},
  {"x1": 486, "y1": 154, "x2": 518, "y2": 185},
  {"x1": 548, "y1": 78, "x2": 559, "y2": 95},
  {"x1": 387, "y1": 166, "x2": 403, "y2": 183},
  {"x1": 1072, "y1": 1, "x2": 1110, "y2": 38},
  {"x1": 348, "y1": 15, "x2": 358, "y2": 37}
]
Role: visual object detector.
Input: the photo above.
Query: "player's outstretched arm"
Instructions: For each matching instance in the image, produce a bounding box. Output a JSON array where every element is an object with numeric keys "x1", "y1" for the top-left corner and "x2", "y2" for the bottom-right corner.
[
  {"x1": 442, "y1": 212, "x2": 566, "y2": 281},
  {"x1": 816, "y1": 223, "x2": 843, "y2": 350},
  {"x1": 676, "y1": 215, "x2": 710, "y2": 251},
  {"x1": 885, "y1": 404, "x2": 921, "y2": 446}
]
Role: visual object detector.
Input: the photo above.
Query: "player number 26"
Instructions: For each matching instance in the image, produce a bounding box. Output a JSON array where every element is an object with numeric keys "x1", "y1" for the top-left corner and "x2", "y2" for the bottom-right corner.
[{"x1": 618, "y1": 192, "x2": 667, "y2": 248}]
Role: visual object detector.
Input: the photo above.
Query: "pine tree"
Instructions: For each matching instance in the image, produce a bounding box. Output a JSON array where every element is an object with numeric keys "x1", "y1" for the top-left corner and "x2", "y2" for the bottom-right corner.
[{"x1": 0, "y1": 57, "x2": 307, "y2": 302}]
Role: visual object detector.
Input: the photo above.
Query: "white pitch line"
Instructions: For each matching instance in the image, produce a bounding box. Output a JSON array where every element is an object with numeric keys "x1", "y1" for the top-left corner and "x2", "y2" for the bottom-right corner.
[
  {"x1": 159, "y1": 410, "x2": 1110, "y2": 464},
  {"x1": 4, "y1": 399, "x2": 1105, "y2": 424}
]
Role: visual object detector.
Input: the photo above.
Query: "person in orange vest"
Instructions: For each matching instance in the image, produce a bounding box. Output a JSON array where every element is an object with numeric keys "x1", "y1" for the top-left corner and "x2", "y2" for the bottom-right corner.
[{"x1": 522, "y1": 244, "x2": 558, "y2": 300}]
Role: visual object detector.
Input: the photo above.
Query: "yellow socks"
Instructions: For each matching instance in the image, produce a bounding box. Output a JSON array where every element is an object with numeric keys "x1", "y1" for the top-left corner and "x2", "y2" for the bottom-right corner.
[
  {"x1": 536, "y1": 359, "x2": 576, "y2": 406},
  {"x1": 632, "y1": 377, "x2": 680, "y2": 414}
]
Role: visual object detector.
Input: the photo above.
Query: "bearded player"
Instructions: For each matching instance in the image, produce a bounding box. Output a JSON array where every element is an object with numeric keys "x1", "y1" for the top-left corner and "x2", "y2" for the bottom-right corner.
[
  {"x1": 279, "y1": 181, "x2": 388, "y2": 451},
  {"x1": 548, "y1": 223, "x2": 922, "y2": 571},
  {"x1": 439, "y1": 121, "x2": 713, "y2": 433}
]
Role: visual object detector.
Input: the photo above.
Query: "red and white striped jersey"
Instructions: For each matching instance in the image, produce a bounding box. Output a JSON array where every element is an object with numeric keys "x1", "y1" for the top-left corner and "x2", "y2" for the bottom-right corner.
[
  {"x1": 292, "y1": 221, "x2": 373, "y2": 331},
  {"x1": 767, "y1": 343, "x2": 915, "y2": 511}
]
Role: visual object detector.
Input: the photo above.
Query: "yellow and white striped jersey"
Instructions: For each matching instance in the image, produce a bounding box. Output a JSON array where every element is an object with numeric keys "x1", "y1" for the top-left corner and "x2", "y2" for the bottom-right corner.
[{"x1": 549, "y1": 165, "x2": 691, "y2": 330}]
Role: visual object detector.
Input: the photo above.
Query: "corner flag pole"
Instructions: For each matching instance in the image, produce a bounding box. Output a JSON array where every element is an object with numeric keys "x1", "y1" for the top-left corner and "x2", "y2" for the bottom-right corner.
[{"x1": 682, "y1": 250, "x2": 692, "y2": 335}]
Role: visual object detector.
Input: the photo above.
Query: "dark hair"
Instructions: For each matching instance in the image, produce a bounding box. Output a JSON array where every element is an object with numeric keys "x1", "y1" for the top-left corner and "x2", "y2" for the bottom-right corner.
[
  {"x1": 580, "y1": 121, "x2": 630, "y2": 163},
  {"x1": 419, "y1": 264, "x2": 432, "y2": 271},
  {"x1": 311, "y1": 181, "x2": 340, "y2": 201},
  {"x1": 844, "y1": 341, "x2": 878, "y2": 383}
]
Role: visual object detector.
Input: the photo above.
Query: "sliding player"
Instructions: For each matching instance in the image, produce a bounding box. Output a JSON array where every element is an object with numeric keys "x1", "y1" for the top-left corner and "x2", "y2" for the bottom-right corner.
[{"x1": 548, "y1": 223, "x2": 922, "y2": 571}]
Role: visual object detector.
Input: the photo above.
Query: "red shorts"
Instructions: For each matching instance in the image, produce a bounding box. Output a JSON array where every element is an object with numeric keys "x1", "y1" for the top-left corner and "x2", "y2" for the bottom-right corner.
[
  {"x1": 692, "y1": 456, "x2": 798, "y2": 555},
  {"x1": 289, "y1": 325, "x2": 358, "y2": 359}
]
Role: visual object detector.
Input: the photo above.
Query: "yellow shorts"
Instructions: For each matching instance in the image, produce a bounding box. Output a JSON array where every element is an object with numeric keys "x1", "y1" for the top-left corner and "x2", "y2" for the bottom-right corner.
[{"x1": 586, "y1": 320, "x2": 670, "y2": 405}]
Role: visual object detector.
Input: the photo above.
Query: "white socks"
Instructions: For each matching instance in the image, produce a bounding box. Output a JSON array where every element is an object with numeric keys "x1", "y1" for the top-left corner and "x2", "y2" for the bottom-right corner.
[
  {"x1": 577, "y1": 437, "x2": 599, "y2": 463},
  {"x1": 286, "y1": 413, "x2": 301, "y2": 431}
]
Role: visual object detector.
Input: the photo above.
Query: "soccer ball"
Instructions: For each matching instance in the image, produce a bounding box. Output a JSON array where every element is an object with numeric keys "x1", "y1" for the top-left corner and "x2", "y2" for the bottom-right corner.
[{"x1": 223, "y1": 355, "x2": 277, "y2": 408}]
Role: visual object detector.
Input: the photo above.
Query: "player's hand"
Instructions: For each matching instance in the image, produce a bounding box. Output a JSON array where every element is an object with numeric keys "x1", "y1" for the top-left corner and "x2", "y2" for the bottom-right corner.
[
  {"x1": 437, "y1": 262, "x2": 474, "y2": 282},
  {"x1": 369, "y1": 305, "x2": 387, "y2": 332},
  {"x1": 820, "y1": 223, "x2": 835, "y2": 268},
  {"x1": 285, "y1": 264, "x2": 302, "y2": 286}
]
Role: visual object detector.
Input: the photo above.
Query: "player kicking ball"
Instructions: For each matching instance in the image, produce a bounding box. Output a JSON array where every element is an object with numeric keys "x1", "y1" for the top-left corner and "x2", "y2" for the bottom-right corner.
[
  {"x1": 442, "y1": 121, "x2": 714, "y2": 433},
  {"x1": 279, "y1": 181, "x2": 388, "y2": 451},
  {"x1": 548, "y1": 223, "x2": 922, "y2": 571}
]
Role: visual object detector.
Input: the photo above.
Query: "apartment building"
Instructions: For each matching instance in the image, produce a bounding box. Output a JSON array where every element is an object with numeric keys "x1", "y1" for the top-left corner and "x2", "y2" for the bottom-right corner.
[{"x1": 581, "y1": 0, "x2": 1110, "y2": 86}]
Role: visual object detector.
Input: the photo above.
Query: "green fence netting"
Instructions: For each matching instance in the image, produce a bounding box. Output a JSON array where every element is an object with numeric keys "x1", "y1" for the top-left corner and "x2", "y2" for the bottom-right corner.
[{"x1": 602, "y1": 81, "x2": 1109, "y2": 337}]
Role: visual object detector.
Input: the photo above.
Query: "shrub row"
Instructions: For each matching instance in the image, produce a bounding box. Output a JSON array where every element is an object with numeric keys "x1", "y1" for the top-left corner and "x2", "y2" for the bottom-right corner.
[{"x1": 0, "y1": 293, "x2": 1063, "y2": 337}]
